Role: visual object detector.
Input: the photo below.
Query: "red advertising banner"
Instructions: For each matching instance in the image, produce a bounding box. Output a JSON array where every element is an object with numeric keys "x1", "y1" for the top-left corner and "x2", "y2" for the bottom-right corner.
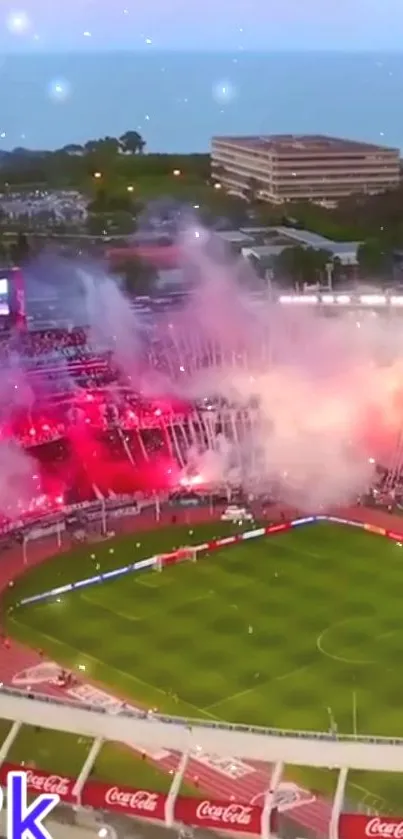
[
  {"x1": 2, "y1": 764, "x2": 403, "y2": 838},
  {"x1": 0, "y1": 764, "x2": 280, "y2": 834},
  {"x1": 82, "y1": 781, "x2": 166, "y2": 821},
  {"x1": 0, "y1": 763, "x2": 76, "y2": 803},
  {"x1": 265, "y1": 523, "x2": 290, "y2": 535},
  {"x1": 339, "y1": 814, "x2": 403, "y2": 839},
  {"x1": 387, "y1": 531, "x2": 403, "y2": 541},
  {"x1": 215, "y1": 535, "x2": 238, "y2": 547},
  {"x1": 363, "y1": 524, "x2": 386, "y2": 536},
  {"x1": 175, "y1": 796, "x2": 277, "y2": 834}
]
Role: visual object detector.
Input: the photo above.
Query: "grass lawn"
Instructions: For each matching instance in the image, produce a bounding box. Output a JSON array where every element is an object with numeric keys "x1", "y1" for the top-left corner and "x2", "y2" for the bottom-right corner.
[
  {"x1": 112, "y1": 172, "x2": 216, "y2": 204},
  {"x1": 5, "y1": 521, "x2": 403, "y2": 814}
]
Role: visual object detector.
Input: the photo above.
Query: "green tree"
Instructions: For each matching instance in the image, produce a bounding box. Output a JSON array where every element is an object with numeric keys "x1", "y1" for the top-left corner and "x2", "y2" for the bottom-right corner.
[
  {"x1": 97, "y1": 136, "x2": 121, "y2": 156},
  {"x1": 84, "y1": 137, "x2": 121, "y2": 174},
  {"x1": 245, "y1": 177, "x2": 259, "y2": 203},
  {"x1": 314, "y1": 247, "x2": 334, "y2": 285},
  {"x1": 274, "y1": 246, "x2": 333, "y2": 288},
  {"x1": 119, "y1": 131, "x2": 146, "y2": 155},
  {"x1": 357, "y1": 239, "x2": 389, "y2": 277},
  {"x1": 274, "y1": 246, "x2": 305, "y2": 287},
  {"x1": 88, "y1": 186, "x2": 137, "y2": 215},
  {"x1": 10, "y1": 232, "x2": 30, "y2": 265},
  {"x1": 61, "y1": 144, "x2": 84, "y2": 155},
  {"x1": 114, "y1": 257, "x2": 157, "y2": 295},
  {"x1": 331, "y1": 255, "x2": 343, "y2": 287},
  {"x1": 84, "y1": 140, "x2": 101, "y2": 154}
]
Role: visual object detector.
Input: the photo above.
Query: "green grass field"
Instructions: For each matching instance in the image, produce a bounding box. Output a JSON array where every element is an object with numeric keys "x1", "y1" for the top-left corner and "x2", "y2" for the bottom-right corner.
[
  {"x1": 106, "y1": 172, "x2": 222, "y2": 207},
  {"x1": 5, "y1": 520, "x2": 403, "y2": 814}
]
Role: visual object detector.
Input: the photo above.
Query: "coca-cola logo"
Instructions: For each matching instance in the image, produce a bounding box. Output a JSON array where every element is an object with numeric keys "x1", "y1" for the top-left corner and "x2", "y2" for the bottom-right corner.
[
  {"x1": 26, "y1": 770, "x2": 71, "y2": 797},
  {"x1": 196, "y1": 801, "x2": 252, "y2": 826},
  {"x1": 105, "y1": 787, "x2": 159, "y2": 813},
  {"x1": 365, "y1": 818, "x2": 403, "y2": 838}
]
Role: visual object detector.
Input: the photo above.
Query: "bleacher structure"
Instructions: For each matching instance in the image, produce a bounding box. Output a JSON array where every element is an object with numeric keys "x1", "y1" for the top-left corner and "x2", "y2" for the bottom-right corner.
[{"x1": 0, "y1": 686, "x2": 401, "y2": 839}]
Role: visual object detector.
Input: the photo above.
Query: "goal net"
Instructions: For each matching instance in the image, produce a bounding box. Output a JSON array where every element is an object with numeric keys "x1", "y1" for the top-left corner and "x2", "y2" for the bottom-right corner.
[{"x1": 154, "y1": 546, "x2": 197, "y2": 572}]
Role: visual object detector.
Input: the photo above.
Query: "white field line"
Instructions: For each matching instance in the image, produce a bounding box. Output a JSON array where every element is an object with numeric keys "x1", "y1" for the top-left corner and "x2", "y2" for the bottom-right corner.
[
  {"x1": 10, "y1": 615, "x2": 218, "y2": 721},
  {"x1": 204, "y1": 664, "x2": 312, "y2": 712},
  {"x1": 79, "y1": 593, "x2": 143, "y2": 623}
]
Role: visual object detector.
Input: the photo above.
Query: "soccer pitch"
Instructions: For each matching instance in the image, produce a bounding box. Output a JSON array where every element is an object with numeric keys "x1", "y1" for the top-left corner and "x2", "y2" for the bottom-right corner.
[{"x1": 5, "y1": 520, "x2": 403, "y2": 812}]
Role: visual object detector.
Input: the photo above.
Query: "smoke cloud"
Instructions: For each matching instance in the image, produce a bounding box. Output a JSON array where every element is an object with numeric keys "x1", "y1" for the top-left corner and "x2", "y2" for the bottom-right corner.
[
  {"x1": 0, "y1": 439, "x2": 41, "y2": 516},
  {"x1": 16, "y1": 237, "x2": 403, "y2": 511},
  {"x1": 146, "y1": 232, "x2": 403, "y2": 509}
]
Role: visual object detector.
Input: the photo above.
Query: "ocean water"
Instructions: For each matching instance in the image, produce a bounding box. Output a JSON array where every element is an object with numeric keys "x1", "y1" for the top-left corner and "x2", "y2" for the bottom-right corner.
[{"x1": 1, "y1": 50, "x2": 403, "y2": 153}]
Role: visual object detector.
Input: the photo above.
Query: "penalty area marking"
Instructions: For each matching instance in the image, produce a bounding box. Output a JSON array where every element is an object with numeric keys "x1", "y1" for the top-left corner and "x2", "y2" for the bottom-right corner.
[
  {"x1": 8, "y1": 614, "x2": 218, "y2": 721},
  {"x1": 79, "y1": 593, "x2": 143, "y2": 624},
  {"x1": 316, "y1": 619, "x2": 395, "y2": 666},
  {"x1": 203, "y1": 664, "x2": 312, "y2": 712},
  {"x1": 135, "y1": 577, "x2": 162, "y2": 589}
]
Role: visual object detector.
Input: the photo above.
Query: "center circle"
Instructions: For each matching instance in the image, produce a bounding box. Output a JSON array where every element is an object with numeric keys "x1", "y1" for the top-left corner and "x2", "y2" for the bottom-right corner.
[{"x1": 316, "y1": 618, "x2": 378, "y2": 665}]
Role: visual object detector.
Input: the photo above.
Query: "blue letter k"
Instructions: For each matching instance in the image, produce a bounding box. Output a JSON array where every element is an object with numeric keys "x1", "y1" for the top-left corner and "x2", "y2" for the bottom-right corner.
[{"x1": 7, "y1": 772, "x2": 60, "y2": 839}]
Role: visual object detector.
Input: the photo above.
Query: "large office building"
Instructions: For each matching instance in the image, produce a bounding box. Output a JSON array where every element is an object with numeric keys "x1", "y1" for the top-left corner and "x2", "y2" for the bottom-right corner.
[{"x1": 211, "y1": 134, "x2": 400, "y2": 204}]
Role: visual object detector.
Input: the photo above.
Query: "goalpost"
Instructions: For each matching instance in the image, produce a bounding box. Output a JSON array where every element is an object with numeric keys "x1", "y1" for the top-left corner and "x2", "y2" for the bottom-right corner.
[{"x1": 154, "y1": 546, "x2": 198, "y2": 572}]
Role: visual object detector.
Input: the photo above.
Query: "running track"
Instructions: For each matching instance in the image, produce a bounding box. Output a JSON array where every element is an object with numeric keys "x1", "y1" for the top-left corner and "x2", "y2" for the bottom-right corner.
[{"x1": 0, "y1": 504, "x2": 398, "y2": 838}]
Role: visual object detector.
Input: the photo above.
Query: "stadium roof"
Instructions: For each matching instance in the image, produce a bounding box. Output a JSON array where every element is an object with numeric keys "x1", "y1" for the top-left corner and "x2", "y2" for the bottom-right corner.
[
  {"x1": 245, "y1": 245, "x2": 288, "y2": 259},
  {"x1": 216, "y1": 230, "x2": 255, "y2": 244},
  {"x1": 273, "y1": 227, "x2": 362, "y2": 255},
  {"x1": 273, "y1": 227, "x2": 335, "y2": 248}
]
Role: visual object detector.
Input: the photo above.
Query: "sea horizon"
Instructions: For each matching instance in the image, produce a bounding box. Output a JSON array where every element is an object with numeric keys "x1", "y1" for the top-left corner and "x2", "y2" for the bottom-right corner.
[{"x1": 0, "y1": 50, "x2": 402, "y2": 154}]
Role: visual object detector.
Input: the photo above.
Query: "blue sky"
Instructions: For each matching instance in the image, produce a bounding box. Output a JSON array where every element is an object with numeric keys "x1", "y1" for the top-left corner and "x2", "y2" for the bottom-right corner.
[{"x1": 1, "y1": 0, "x2": 403, "y2": 51}]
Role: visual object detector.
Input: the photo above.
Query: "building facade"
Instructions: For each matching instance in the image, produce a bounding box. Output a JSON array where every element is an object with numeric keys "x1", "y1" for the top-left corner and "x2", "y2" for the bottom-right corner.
[{"x1": 211, "y1": 134, "x2": 400, "y2": 203}]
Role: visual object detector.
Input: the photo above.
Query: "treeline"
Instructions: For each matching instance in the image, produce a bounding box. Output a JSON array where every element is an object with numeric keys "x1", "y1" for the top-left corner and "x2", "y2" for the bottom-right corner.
[
  {"x1": 0, "y1": 130, "x2": 210, "y2": 188},
  {"x1": 252, "y1": 186, "x2": 403, "y2": 276}
]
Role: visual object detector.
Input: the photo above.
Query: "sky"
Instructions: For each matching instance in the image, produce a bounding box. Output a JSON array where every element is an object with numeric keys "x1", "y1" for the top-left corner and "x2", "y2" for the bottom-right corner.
[{"x1": 1, "y1": 0, "x2": 403, "y2": 52}]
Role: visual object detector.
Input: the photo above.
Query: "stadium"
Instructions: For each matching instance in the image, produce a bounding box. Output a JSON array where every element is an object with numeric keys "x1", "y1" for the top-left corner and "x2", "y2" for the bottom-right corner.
[{"x1": 0, "y1": 249, "x2": 402, "y2": 839}]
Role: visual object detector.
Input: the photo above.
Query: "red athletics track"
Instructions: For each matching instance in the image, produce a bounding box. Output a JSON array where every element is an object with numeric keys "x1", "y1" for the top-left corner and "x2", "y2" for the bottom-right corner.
[{"x1": 0, "y1": 504, "x2": 398, "y2": 837}]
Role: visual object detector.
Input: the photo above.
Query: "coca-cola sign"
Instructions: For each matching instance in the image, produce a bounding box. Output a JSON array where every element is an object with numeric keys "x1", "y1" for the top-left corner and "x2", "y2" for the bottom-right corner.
[
  {"x1": 197, "y1": 800, "x2": 253, "y2": 825},
  {"x1": 105, "y1": 787, "x2": 158, "y2": 811},
  {"x1": 82, "y1": 782, "x2": 166, "y2": 821},
  {"x1": 0, "y1": 763, "x2": 294, "y2": 835},
  {"x1": 366, "y1": 819, "x2": 403, "y2": 838},
  {"x1": 175, "y1": 796, "x2": 262, "y2": 834},
  {"x1": 340, "y1": 815, "x2": 403, "y2": 839},
  {"x1": 25, "y1": 770, "x2": 72, "y2": 798},
  {"x1": 0, "y1": 763, "x2": 74, "y2": 802}
]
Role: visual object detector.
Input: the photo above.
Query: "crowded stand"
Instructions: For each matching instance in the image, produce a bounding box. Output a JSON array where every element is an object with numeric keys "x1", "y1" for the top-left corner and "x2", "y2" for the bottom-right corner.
[
  {"x1": 0, "y1": 322, "x2": 200, "y2": 529},
  {"x1": 0, "y1": 307, "x2": 399, "y2": 538},
  {"x1": 0, "y1": 326, "x2": 116, "y2": 395},
  {"x1": 0, "y1": 326, "x2": 108, "y2": 364},
  {"x1": 0, "y1": 189, "x2": 87, "y2": 224}
]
